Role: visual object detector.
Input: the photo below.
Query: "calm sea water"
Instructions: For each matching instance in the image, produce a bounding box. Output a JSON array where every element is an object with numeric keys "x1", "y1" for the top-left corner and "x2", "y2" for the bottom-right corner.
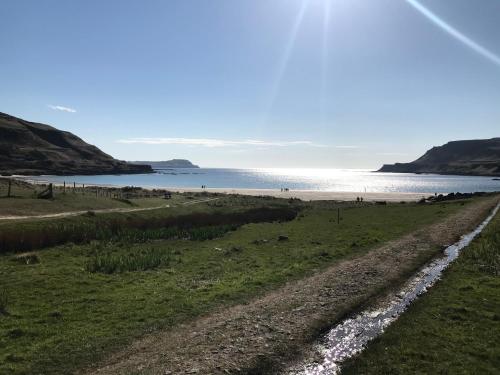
[{"x1": 25, "y1": 168, "x2": 500, "y2": 194}]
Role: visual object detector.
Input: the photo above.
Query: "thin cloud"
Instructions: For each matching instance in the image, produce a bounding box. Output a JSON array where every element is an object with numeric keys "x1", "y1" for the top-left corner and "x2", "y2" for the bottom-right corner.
[
  {"x1": 116, "y1": 137, "x2": 327, "y2": 148},
  {"x1": 48, "y1": 105, "x2": 77, "y2": 113}
]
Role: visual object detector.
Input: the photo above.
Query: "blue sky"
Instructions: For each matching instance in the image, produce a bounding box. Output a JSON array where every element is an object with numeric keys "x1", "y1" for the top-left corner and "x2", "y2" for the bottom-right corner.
[{"x1": 1, "y1": 0, "x2": 499, "y2": 168}]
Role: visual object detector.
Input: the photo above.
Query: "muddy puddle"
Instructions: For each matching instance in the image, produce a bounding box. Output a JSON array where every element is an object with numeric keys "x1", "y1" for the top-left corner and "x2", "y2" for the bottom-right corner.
[{"x1": 286, "y1": 202, "x2": 500, "y2": 375}]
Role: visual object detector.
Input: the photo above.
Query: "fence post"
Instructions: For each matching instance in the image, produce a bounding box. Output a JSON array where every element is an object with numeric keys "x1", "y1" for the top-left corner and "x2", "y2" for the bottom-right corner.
[
  {"x1": 63, "y1": 181, "x2": 66, "y2": 194},
  {"x1": 337, "y1": 208, "x2": 340, "y2": 224},
  {"x1": 7, "y1": 179, "x2": 11, "y2": 197}
]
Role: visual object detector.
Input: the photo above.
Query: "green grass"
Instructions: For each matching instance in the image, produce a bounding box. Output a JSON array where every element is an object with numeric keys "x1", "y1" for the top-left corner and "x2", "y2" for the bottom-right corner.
[
  {"x1": 105, "y1": 224, "x2": 240, "y2": 243},
  {"x1": 342, "y1": 209, "x2": 500, "y2": 375},
  {"x1": 0, "y1": 199, "x2": 471, "y2": 374},
  {"x1": 0, "y1": 288, "x2": 8, "y2": 315},
  {"x1": 85, "y1": 247, "x2": 173, "y2": 274},
  {"x1": 0, "y1": 178, "x2": 192, "y2": 216}
]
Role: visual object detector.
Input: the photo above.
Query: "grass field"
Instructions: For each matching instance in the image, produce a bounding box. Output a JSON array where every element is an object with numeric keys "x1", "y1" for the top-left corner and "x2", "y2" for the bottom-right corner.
[
  {"x1": 342, "y1": 208, "x2": 500, "y2": 374},
  {"x1": 0, "y1": 193, "x2": 471, "y2": 375},
  {"x1": 0, "y1": 178, "x2": 188, "y2": 216}
]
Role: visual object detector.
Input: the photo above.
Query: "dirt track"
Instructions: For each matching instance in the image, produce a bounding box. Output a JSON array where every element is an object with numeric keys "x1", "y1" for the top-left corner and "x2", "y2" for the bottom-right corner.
[
  {"x1": 87, "y1": 197, "x2": 499, "y2": 375},
  {"x1": 0, "y1": 198, "x2": 219, "y2": 221}
]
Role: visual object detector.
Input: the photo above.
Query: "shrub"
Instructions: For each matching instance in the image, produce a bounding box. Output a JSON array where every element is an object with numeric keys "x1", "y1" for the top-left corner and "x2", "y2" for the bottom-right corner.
[
  {"x1": 462, "y1": 231, "x2": 500, "y2": 275},
  {"x1": 12, "y1": 252, "x2": 40, "y2": 265}
]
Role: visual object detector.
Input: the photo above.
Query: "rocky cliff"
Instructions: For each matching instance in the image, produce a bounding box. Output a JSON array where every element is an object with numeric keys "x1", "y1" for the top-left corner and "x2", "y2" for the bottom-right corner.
[{"x1": 379, "y1": 138, "x2": 500, "y2": 176}]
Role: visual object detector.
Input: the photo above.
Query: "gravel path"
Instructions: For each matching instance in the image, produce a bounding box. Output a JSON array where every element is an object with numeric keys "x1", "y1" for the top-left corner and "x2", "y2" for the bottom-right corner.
[{"x1": 87, "y1": 197, "x2": 499, "y2": 375}]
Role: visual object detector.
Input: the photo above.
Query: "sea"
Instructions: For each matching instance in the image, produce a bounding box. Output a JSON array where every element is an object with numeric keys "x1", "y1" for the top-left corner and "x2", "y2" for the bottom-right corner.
[{"x1": 23, "y1": 168, "x2": 500, "y2": 194}]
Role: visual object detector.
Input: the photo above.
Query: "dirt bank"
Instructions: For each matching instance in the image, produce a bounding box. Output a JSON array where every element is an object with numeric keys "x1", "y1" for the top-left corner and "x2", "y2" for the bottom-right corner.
[{"x1": 87, "y1": 197, "x2": 499, "y2": 375}]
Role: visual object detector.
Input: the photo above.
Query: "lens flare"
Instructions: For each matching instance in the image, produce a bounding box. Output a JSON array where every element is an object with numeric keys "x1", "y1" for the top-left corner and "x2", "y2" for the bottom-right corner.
[
  {"x1": 261, "y1": 0, "x2": 310, "y2": 127},
  {"x1": 321, "y1": 0, "x2": 332, "y2": 127},
  {"x1": 405, "y1": 0, "x2": 500, "y2": 67}
]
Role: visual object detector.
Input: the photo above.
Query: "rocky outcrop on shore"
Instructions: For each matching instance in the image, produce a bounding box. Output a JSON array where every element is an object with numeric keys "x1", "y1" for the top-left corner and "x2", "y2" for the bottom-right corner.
[
  {"x1": 379, "y1": 138, "x2": 500, "y2": 176},
  {"x1": 0, "y1": 112, "x2": 152, "y2": 176}
]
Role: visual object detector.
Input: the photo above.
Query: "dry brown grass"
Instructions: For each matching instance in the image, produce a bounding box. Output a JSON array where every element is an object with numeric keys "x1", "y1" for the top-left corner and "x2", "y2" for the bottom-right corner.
[{"x1": 12, "y1": 252, "x2": 40, "y2": 265}]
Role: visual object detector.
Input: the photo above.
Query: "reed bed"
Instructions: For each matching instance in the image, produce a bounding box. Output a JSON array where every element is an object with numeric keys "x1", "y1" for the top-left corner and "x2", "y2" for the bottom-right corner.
[
  {"x1": 85, "y1": 248, "x2": 171, "y2": 274},
  {"x1": 0, "y1": 207, "x2": 297, "y2": 253}
]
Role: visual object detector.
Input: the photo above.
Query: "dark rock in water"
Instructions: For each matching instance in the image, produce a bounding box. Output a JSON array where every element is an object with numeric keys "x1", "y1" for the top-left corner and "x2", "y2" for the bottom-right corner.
[
  {"x1": 379, "y1": 138, "x2": 500, "y2": 177},
  {"x1": 0, "y1": 112, "x2": 152, "y2": 176}
]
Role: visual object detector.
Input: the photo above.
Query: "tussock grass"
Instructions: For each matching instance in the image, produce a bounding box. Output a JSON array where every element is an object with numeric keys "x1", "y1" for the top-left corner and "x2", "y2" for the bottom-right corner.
[
  {"x1": 461, "y1": 230, "x2": 500, "y2": 275},
  {"x1": 0, "y1": 288, "x2": 8, "y2": 315},
  {"x1": 86, "y1": 248, "x2": 171, "y2": 274},
  {"x1": 112, "y1": 224, "x2": 239, "y2": 243}
]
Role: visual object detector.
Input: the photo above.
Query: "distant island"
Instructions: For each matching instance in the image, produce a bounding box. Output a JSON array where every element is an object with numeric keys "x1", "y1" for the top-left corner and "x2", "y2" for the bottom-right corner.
[
  {"x1": 0, "y1": 112, "x2": 152, "y2": 176},
  {"x1": 379, "y1": 138, "x2": 500, "y2": 177},
  {"x1": 130, "y1": 159, "x2": 200, "y2": 169}
]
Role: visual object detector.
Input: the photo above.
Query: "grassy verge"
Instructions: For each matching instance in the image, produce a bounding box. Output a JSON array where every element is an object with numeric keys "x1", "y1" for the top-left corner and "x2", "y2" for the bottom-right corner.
[
  {"x1": 0, "y1": 199, "x2": 470, "y2": 374},
  {"x1": 0, "y1": 178, "x2": 192, "y2": 216},
  {"x1": 342, "y1": 208, "x2": 500, "y2": 374}
]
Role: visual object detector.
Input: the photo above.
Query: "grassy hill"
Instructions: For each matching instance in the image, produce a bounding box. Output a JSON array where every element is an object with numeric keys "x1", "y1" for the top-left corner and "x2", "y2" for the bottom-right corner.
[
  {"x1": 0, "y1": 112, "x2": 152, "y2": 176},
  {"x1": 379, "y1": 138, "x2": 500, "y2": 176}
]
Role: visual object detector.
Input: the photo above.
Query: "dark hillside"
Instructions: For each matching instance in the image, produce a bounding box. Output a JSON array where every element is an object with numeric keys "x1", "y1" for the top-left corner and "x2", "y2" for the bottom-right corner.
[
  {"x1": 0, "y1": 112, "x2": 152, "y2": 176},
  {"x1": 379, "y1": 138, "x2": 500, "y2": 176}
]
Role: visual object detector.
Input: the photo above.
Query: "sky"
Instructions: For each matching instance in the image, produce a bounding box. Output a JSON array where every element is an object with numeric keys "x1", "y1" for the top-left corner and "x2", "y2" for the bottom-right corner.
[{"x1": 1, "y1": 0, "x2": 499, "y2": 169}]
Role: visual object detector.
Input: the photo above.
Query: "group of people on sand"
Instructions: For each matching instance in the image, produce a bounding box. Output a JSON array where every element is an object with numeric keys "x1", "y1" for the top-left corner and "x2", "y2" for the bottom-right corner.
[
  {"x1": 356, "y1": 196, "x2": 364, "y2": 203},
  {"x1": 280, "y1": 187, "x2": 290, "y2": 192},
  {"x1": 201, "y1": 185, "x2": 207, "y2": 189}
]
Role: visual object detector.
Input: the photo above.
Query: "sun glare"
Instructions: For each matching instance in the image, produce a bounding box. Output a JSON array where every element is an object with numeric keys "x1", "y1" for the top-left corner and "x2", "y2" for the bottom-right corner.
[{"x1": 405, "y1": 0, "x2": 500, "y2": 67}]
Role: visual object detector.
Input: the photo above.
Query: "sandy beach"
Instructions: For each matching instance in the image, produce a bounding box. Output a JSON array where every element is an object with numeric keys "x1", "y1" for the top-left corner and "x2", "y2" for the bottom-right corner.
[
  {"x1": 168, "y1": 187, "x2": 430, "y2": 202},
  {"x1": 17, "y1": 177, "x2": 431, "y2": 202}
]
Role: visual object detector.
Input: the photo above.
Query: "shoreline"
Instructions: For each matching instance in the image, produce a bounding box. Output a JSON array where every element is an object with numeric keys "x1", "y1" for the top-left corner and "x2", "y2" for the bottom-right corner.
[
  {"x1": 168, "y1": 187, "x2": 431, "y2": 202},
  {"x1": 13, "y1": 177, "x2": 431, "y2": 202}
]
